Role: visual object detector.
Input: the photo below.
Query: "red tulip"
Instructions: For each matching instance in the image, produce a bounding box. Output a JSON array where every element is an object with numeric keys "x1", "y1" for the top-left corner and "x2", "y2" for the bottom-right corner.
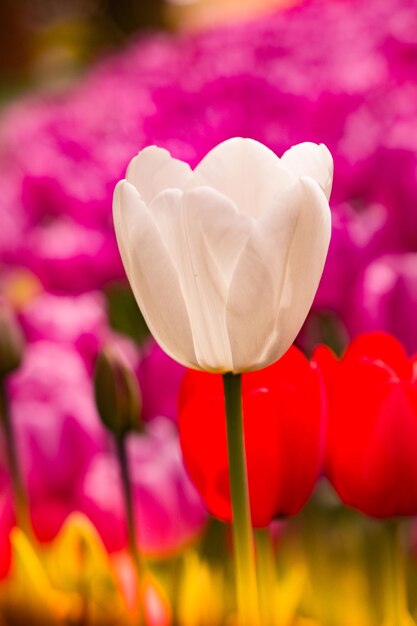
[
  {"x1": 322, "y1": 332, "x2": 417, "y2": 517},
  {"x1": 179, "y1": 346, "x2": 325, "y2": 528}
]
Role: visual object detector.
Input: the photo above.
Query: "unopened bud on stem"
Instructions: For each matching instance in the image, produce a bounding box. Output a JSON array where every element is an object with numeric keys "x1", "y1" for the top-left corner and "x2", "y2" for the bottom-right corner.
[{"x1": 94, "y1": 346, "x2": 142, "y2": 437}]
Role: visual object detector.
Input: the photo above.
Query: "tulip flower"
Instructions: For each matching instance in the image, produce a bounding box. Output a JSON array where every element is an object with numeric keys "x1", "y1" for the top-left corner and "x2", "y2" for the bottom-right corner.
[
  {"x1": 113, "y1": 138, "x2": 332, "y2": 374},
  {"x1": 324, "y1": 332, "x2": 417, "y2": 518},
  {"x1": 18, "y1": 218, "x2": 124, "y2": 293},
  {"x1": 179, "y1": 346, "x2": 325, "y2": 527},
  {"x1": 94, "y1": 346, "x2": 142, "y2": 437},
  {"x1": 8, "y1": 340, "x2": 105, "y2": 541},
  {"x1": 351, "y1": 253, "x2": 417, "y2": 354}
]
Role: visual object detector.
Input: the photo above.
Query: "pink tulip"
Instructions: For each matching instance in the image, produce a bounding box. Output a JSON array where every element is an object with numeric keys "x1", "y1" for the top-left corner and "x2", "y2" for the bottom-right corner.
[{"x1": 80, "y1": 417, "x2": 206, "y2": 556}]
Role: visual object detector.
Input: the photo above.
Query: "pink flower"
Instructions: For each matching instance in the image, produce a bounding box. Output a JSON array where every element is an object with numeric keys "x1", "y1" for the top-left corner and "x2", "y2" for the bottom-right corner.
[
  {"x1": 8, "y1": 341, "x2": 106, "y2": 542},
  {"x1": 2, "y1": 338, "x2": 204, "y2": 555},
  {"x1": 20, "y1": 290, "x2": 107, "y2": 349},
  {"x1": 80, "y1": 417, "x2": 206, "y2": 556},
  {"x1": 13, "y1": 218, "x2": 124, "y2": 293},
  {"x1": 313, "y1": 200, "x2": 390, "y2": 315},
  {"x1": 19, "y1": 290, "x2": 141, "y2": 373},
  {"x1": 351, "y1": 253, "x2": 417, "y2": 353},
  {"x1": 137, "y1": 341, "x2": 185, "y2": 423}
]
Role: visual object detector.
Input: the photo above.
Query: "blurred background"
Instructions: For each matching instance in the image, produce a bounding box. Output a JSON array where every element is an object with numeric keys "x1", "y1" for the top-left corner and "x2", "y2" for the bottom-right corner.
[
  {"x1": 0, "y1": 0, "x2": 292, "y2": 100},
  {"x1": 1, "y1": 0, "x2": 417, "y2": 624}
]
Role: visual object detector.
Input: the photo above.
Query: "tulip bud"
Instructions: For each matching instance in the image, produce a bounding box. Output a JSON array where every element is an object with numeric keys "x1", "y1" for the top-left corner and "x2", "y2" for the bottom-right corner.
[
  {"x1": 0, "y1": 301, "x2": 24, "y2": 377},
  {"x1": 94, "y1": 347, "x2": 142, "y2": 437}
]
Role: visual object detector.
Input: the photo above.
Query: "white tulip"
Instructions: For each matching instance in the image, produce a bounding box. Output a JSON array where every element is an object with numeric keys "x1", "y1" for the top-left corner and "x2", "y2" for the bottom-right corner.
[{"x1": 113, "y1": 138, "x2": 332, "y2": 373}]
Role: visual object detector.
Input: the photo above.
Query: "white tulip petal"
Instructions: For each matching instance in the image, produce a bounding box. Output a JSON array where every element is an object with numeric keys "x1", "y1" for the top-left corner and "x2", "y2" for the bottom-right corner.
[
  {"x1": 147, "y1": 188, "x2": 185, "y2": 266},
  {"x1": 266, "y1": 176, "x2": 332, "y2": 364},
  {"x1": 225, "y1": 243, "x2": 278, "y2": 372},
  {"x1": 183, "y1": 187, "x2": 253, "y2": 284},
  {"x1": 150, "y1": 187, "x2": 252, "y2": 372},
  {"x1": 226, "y1": 181, "x2": 304, "y2": 372},
  {"x1": 113, "y1": 180, "x2": 198, "y2": 368},
  {"x1": 126, "y1": 146, "x2": 193, "y2": 204},
  {"x1": 281, "y1": 142, "x2": 334, "y2": 200},
  {"x1": 114, "y1": 138, "x2": 333, "y2": 374},
  {"x1": 193, "y1": 137, "x2": 295, "y2": 218}
]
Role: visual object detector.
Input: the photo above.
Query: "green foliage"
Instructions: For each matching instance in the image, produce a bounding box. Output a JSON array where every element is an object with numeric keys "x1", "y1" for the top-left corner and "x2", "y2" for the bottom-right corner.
[{"x1": 105, "y1": 282, "x2": 149, "y2": 345}]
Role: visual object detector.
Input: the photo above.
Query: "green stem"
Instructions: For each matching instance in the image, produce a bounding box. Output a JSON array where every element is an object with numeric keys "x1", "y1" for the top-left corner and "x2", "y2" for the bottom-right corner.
[
  {"x1": 223, "y1": 373, "x2": 260, "y2": 626},
  {"x1": 254, "y1": 528, "x2": 277, "y2": 626},
  {"x1": 0, "y1": 378, "x2": 32, "y2": 536},
  {"x1": 384, "y1": 521, "x2": 410, "y2": 626},
  {"x1": 115, "y1": 434, "x2": 145, "y2": 622}
]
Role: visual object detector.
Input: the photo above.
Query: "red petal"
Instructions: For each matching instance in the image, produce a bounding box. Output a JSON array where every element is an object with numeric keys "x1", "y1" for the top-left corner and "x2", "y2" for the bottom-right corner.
[
  {"x1": 342, "y1": 332, "x2": 412, "y2": 381},
  {"x1": 179, "y1": 349, "x2": 324, "y2": 526}
]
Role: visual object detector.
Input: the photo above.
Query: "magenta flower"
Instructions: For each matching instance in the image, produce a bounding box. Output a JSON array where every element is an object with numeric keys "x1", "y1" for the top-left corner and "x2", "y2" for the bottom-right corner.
[
  {"x1": 314, "y1": 200, "x2": 390, "y2": 315},
  {"x1": 18, "y1": 290, "x2": 140, "y2": 373},
  {"x1": 7, "y1": 340, "x2": 106, "y2": 542},
  {"x1": 137, "y1": 341, "x2": 185, "y2": 423},
  {"x1": 351, "y1": 253, "x2": 417, "y2": 353},
  {"x1": 14, "y1": 218, "x2": 124, "y2": 293},
  {"x1": 19, "y1": 291, "x2": 108, "y2": 354}
]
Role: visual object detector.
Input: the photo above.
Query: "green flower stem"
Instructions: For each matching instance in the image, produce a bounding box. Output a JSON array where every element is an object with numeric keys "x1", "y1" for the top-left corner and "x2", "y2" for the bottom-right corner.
[
  {"x1": 114, "y1": 433, "x2": 145, "y2": 621},
  {"x1": 384, "y1": 521, "x2": 412, "y2": 626},
  {"x1": 223, "y1": 373, "x2": 260, "y2": 626},
  {"x1": 0, "y1": 378, "x2": 32, "y2": 536},
  {"x1": 254, "y1": 528, "x2": 277, "y2": 626}
]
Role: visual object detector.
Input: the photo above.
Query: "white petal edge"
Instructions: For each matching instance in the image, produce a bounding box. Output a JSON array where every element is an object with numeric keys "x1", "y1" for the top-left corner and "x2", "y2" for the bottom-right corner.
[
  {"x1": 262, "y1": 176, "x2": 332, "y2": 367},
  {"x1": 113, "y1": 180, "x2": 198, "y2": 369},
  {"x1": 192, "y1": 137, "x2": 295, "y2": 218},
  {"x1": 126, "y1": 146, "x2": 193, "y2": 205},
  {"x1": 281, "y1": 142, "x2": 333, "y2": 201}
]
